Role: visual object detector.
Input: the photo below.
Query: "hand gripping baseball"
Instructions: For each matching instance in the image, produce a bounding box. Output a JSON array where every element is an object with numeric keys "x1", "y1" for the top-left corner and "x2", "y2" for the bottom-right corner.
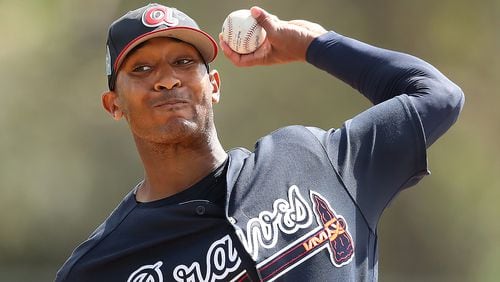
[{"x1": 219, "y1": 6, "x2": 328, "y2": 67}]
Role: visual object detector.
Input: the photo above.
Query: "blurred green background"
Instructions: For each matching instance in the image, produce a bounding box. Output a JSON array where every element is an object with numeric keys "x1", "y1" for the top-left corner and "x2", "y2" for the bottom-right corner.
[{"x1": 0, "y1": 0, "x2": 498, "y2": 281}]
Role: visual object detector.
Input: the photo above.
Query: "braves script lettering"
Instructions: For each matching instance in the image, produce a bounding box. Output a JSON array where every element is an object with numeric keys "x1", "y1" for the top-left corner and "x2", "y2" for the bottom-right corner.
[
  {"x1": 127, "y1": 187, "x2": 353, "y2": 282},
  {"x1": 173, "y1": 235, "x2": 241, "y2": 282},
  {"x1": 236, "y1": 185, "x2": 313, "y2": 260}
]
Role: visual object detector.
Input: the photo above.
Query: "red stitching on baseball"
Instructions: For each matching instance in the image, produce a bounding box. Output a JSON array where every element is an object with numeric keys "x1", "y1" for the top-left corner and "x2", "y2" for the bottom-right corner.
[
  {"x1": 227, "y1": 17, "x2": 233, "y2": 44},
  {"x1": 243, "y1": 22, "x2": 258, "y2": 53}
]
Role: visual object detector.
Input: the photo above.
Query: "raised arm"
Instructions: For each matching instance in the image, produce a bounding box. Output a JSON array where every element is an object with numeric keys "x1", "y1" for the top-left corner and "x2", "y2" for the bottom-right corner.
[
  {"x1": 306, "y1": 32, "x2": 464, "y2": 146},
  {"x1": 220, "y1": 6, "x2": 465, "y2": 147}
]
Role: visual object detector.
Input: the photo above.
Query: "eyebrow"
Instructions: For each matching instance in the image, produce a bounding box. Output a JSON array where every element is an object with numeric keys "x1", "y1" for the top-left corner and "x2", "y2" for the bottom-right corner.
[
  {"x1": 123, "y1": 37, "x2": 210, "y2": 72},
  {"x1": 126, "y1": 37, "x2": 184, "y2": 60}
]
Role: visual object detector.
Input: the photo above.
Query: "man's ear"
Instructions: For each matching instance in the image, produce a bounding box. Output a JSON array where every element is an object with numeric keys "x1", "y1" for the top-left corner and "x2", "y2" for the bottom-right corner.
[
  {"x1": 209, "y1": 70, "x2": 221, "y2": 104},
  {"x1": 101, "y1": 91, "x2": 123, "y2": 120}
]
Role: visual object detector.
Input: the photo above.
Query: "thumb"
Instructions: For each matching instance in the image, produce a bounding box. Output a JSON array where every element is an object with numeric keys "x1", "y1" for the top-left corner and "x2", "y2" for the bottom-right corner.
[{"x1": 250, "y1": 6, "x2": 278, "y2": 34}]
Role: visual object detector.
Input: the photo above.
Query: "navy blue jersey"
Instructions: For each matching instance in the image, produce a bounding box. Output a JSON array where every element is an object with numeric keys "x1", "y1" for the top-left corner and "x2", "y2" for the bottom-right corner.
[{"x1": 56, "y1": 32, "x2": 463, "y2": 281}]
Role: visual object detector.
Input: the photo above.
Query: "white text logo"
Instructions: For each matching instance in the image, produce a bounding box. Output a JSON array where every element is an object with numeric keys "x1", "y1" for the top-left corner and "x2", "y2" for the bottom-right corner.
[
  {"x1": 173, "y1": 235, "x2": 241, "y2": 282},
  {"x1": 236, "y1": 185, "x2": 313, "y2": 260}
]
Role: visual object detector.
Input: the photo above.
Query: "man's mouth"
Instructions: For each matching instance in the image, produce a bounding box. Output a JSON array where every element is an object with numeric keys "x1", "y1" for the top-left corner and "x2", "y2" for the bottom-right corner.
[{"x1": 153, "y1": 98, "x2": 189, "y2": 108}]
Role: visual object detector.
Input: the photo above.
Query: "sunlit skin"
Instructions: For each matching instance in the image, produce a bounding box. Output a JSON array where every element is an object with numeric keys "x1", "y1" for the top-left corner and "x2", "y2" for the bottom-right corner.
[
  {"x1": 98, "y1": 6, "x2": 325, "y2": 203},
  {"x1": 102, "y1": 37, "x2": 227, "y2": 202}
]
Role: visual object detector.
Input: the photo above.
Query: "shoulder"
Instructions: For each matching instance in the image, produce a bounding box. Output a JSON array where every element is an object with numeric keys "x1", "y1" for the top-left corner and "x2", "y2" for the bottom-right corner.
[
  {"x1": 259, "y1": 125, "x2": 333, "y2": 143},
  {"x1": 56, "y1": 190, "x2": 137, "y2": 280}
]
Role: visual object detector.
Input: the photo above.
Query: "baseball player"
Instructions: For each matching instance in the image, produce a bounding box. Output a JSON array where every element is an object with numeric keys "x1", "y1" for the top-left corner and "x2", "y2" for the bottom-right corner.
[{"x1": 56, "y1": 3, "x2": 464, "y2": 282}]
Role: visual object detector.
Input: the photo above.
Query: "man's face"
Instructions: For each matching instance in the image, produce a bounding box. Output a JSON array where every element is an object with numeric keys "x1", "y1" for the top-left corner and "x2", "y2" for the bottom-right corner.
[{"x1": 104, "y1": 37, "x2": 220, "y2": 144}]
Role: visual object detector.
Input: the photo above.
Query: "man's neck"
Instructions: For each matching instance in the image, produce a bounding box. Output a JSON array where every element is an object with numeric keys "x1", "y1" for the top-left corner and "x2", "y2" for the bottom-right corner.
[{"x1": 134, "y1": 134, "x2": 227, "y2": 203}]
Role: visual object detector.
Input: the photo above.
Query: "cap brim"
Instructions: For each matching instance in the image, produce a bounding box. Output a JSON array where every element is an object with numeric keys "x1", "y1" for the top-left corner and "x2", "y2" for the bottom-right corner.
[{"x1": 114, "y1": 26, "x2": 218, "y2": 72}]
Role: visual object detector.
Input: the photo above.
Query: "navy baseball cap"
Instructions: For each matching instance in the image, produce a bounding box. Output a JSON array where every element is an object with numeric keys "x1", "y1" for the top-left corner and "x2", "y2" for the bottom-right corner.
[{"x1": 105, "y1": 3, "x2": 218, "y2": 90}]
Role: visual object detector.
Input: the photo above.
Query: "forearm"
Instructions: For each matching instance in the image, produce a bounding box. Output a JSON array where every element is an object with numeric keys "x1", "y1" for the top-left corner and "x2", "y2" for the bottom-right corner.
[{"x1": 306, "y1": 32, "x2": 464, "y2": 146}]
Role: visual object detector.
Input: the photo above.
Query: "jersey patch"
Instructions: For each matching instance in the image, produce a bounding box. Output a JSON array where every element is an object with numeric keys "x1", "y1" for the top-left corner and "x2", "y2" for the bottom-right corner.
[{"x1": 237, "y1": 186, "x2": 355, "y2": 281}]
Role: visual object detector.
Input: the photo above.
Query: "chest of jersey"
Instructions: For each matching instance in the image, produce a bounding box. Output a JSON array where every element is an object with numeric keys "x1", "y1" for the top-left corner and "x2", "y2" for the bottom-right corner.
[
  {"x1": 70, "y1": 202, "x2": 252, "y2": 282},
  {"x1": 225, "y1": 126, "x2": 376, "y2": 281},
  {"x1": 63, "y1": 126, "x2": 377, "y2": 282}
]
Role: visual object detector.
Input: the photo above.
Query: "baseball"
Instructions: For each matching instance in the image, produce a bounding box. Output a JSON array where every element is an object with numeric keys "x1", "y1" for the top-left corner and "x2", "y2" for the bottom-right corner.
[{"x1": 221, "y1": 9, "x2": 267, "y2": 54}]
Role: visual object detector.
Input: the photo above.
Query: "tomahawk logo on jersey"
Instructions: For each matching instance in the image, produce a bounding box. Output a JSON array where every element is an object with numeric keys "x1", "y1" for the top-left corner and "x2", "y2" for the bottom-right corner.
[{"x1": 236, "y1": 186, "x2": 354, "y2": 281}]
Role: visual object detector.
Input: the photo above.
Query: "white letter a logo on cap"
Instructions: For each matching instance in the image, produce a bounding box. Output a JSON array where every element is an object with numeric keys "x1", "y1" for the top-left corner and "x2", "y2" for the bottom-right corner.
[{"x1": 142, "y1": 5, "x2": 179, "y2": 27}]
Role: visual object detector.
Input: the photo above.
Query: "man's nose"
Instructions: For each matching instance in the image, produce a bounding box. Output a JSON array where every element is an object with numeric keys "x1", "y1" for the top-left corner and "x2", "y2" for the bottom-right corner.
[{"x1": 153, "y1": 66, "x2": 181, "y2": 91}]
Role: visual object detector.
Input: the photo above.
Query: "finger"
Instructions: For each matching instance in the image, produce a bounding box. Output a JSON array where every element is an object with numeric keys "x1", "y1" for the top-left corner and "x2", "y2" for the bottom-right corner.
[
  {"x1": 250, "y1": 6, "x2": 278, "y2": 34},
  {"x1": 234, "y1": 41, "x2": 273, "y2": 67},
  {"x1": 219, "y1": 35, "x2": 241, "y2": 60},
  {"x1": 218, "y1": 33, "x2": 234, "y2": 55}
]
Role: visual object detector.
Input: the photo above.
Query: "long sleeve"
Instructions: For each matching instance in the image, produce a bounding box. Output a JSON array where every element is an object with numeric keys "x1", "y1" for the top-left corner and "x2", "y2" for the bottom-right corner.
[
  {"x1": 303, "y1": 32, "x2": 464, "y2": 228},
  {"x1": 306, "y1": 32, "x2": 464, "y2": 147}
]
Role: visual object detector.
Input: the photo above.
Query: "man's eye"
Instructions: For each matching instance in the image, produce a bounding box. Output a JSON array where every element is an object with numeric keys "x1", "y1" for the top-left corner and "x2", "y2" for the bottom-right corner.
[
  {"x1": 132, "y1": 65, "x2": 152, "y2": 72},
  {"x1": 175, "y1": 58, "x2": 194, "y2": 65}
]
